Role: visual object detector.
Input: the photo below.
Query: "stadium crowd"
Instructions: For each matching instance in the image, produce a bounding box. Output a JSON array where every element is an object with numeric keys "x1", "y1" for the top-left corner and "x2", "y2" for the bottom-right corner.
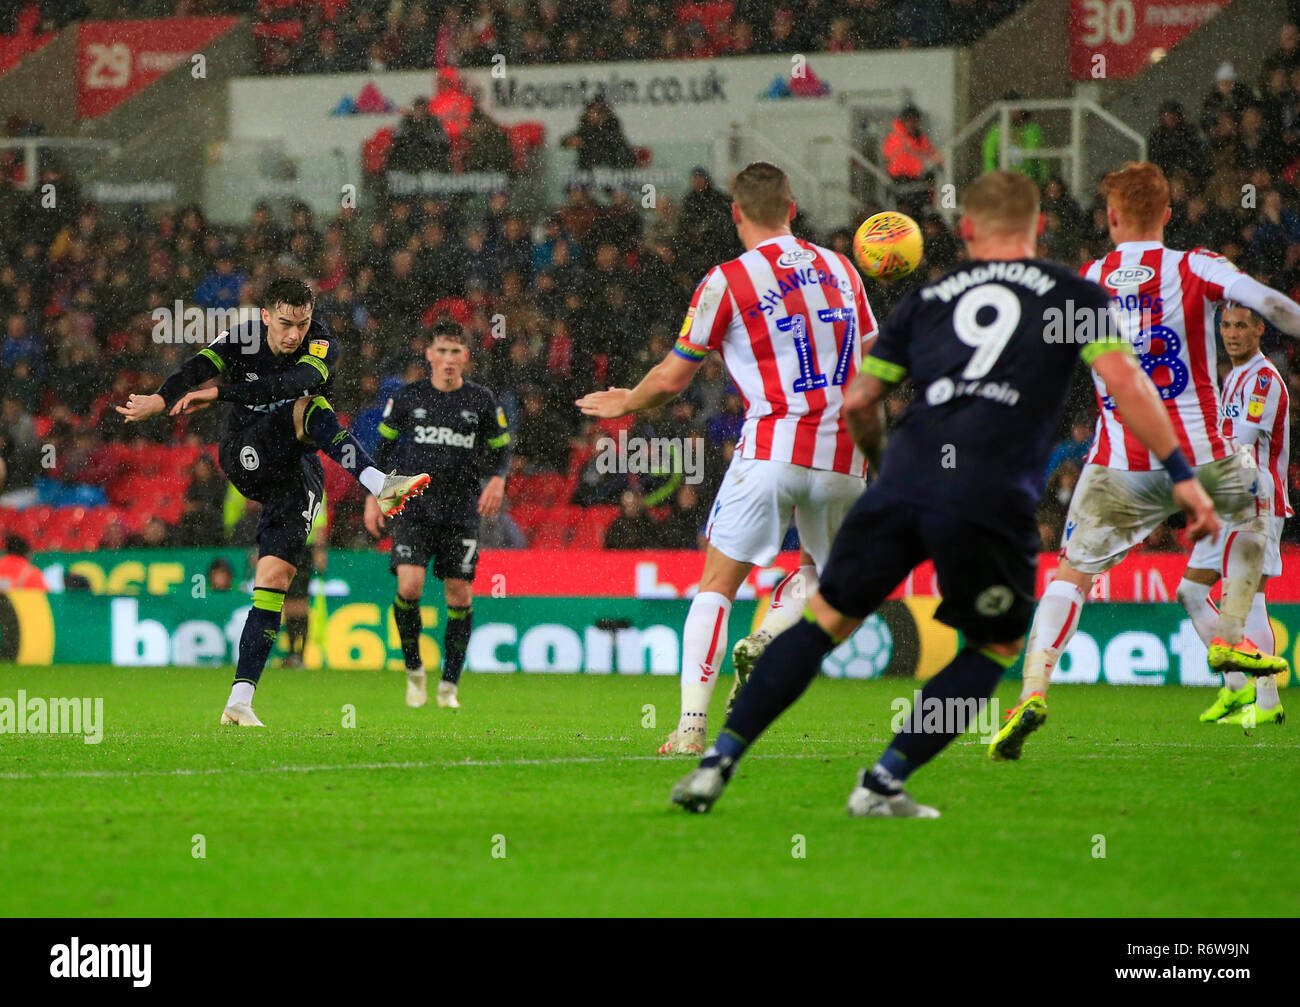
[{"x1": 2, "y1": 7, "x2": 1300, "y2": 555}]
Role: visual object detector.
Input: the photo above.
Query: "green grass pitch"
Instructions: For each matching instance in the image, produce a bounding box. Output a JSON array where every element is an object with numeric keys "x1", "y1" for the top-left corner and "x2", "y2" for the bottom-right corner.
[{"x1": 1, "y1": 665, "x2": 1296, "y2": 917}]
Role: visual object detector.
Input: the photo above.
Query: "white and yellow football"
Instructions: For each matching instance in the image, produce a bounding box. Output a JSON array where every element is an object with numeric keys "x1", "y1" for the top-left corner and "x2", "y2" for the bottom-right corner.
[{"x1": 852, "y1": 211, "x2": 924, "y2": 279}]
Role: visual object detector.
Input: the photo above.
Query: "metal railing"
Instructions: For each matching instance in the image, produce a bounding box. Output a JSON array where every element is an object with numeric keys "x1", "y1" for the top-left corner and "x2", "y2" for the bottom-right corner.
[
  {"x1": 0, "y1": 137, "x2": 121, "y2": 190},
  {"x1": 936, "y1": 97, "x2": 1146, "y2": 219}
]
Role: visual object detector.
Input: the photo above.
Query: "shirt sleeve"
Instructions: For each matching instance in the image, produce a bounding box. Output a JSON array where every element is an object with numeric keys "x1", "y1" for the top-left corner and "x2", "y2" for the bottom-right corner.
[
  {"x1": 479, "y1": 389, "x2": 512, "y2": 477},
  {"x1": 1238, "y1": 367, "x2": 1285, "y2": 446},
  {"x1": 674, "y1": 266, "x2": 732, "y2": 361},
  {"x1": 859, "y1": 293, "x2": 910, "y2": 384},
  {"x1": 1185, "y1": 248, "x2": 1245, "y2": 303},
  {"x1": 155, "y1": 329, "x2": 239, "y2": 407},
  {"x1": 374, "y1": 388, "x2": 408, "y2": 470}
]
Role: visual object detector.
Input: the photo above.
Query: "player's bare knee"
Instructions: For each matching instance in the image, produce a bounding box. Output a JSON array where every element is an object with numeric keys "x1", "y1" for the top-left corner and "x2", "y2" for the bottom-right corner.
[
  {"x1": 444, "y1": 579, "x2": 473, "y2": 607},
  {"x1": 807, "y1": 591, "x2": 860, "y2": 642},
  {"x1": 977, "y1": 637, "x2": 1024, "y2": 660},
  {"x1": 396, "y1": 565, "x2": 425, "y2": 602}
]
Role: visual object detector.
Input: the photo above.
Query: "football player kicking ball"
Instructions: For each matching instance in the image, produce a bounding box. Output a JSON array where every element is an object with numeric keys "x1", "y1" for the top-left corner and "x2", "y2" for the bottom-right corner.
[
  {"x1": 577, "y1": 161, "x2": 875, "y2": 755},
  {"x1": 117, "y1": 278, "x2": 430, "y2": 726},
  {"x1": 993, "y1": 162, "x2": 1300, "y2": 760},
  {"x1": 1178, "y1": 303, "x2": 1290, "y2": 726},
  {"x1": 672, "y1": 170, "x2": 1218, "y2": 817},
  {"x1": 365, "y1": 319, "x2": 512, "y2": 710}
]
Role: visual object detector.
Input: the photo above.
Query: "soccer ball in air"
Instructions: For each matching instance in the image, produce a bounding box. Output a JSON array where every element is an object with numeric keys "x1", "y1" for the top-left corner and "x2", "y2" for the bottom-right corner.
[{"x1": 852, "y1": 211, "x2": 924, "y2": 279}]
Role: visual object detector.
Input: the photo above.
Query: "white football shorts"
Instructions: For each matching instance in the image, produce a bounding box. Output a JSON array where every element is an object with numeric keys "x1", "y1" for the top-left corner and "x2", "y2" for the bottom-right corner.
[
  {"x1": 1187, "y1": 515, "x2": 1286, "y2": 578},
  {"x1": 704, "y1": 455, "x2": 865, "y2": 571},
  {"x1": 1062, "y1": 446, "x2": 1263, "y2": 576}
]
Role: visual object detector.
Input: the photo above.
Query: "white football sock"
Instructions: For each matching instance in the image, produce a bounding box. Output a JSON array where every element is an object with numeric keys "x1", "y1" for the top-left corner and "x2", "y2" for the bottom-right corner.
[
  {"x1": 757, "y1": 564, "x2": 817, "y2": 639},
  {"x1": 1020, "y1": 579, "x2": 1085, "y2": 701},
  {"x1": 1176, "y1": 578, "x2": 1218, "y2": 645},
  {"x1": 228, "y1": 681, "x2": 255, "y2": 706},
  {"x1": 1247, "y1": 593, "x2": 1281, "y2": 710},
  {"x1": 678, "y1": 591, "x2": 732, "y2": 728},
  {"x1": 1217, "y1": 528, "x2": 1266, "y2": 646},
  {"x1": 360, "y1": 466, "x2": 386, "y2": 496},
  {"x1": 1176, "y1": 578, "x2": 1247, "y2": 689}
]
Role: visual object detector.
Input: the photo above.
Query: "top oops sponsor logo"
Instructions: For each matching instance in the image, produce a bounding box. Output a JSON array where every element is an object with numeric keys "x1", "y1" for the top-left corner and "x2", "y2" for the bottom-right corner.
[{"x1": 1102, "y1": 264, "x2": 1156, "y2": 288}]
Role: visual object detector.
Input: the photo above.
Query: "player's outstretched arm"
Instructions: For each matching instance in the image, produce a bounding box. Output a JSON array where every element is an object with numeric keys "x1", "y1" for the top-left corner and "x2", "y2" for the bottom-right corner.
[
  {"x1": 214, "y1": 357, "x2": 329, "y2": 406},
  {"x1": 117, "y1": 349, "x2": 224, "y2": 422},
  {"x1": 1218, "y1": 273, "x2": 1300, "y2": 338},
  {"x1": 575, "y1": 351, "x2": 702, "y2": 419},
  {"x1": 842, "y1": 371, "x2": 894, "y2": 473},
  {"x1": 1091, "y1": 348, "x2": 1219, "y2": 541}
]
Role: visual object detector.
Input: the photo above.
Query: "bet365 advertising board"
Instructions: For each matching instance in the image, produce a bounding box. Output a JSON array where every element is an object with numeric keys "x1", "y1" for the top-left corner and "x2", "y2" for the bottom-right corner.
[{"x1": 4, "y1": 548, "x2": 1296, "y2": 687}]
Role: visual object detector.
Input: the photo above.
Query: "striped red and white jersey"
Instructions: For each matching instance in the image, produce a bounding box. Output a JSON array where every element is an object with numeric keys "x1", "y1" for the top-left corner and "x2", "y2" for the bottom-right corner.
[
  {"x1": 673, "y1": 234, "x2": 876, "y2": 476},
  {"x1": 1081, "y1": 242, "x2": 1243, "y2": 470},
  {"x1": 1220, "y1": 352, "x2": 1292, "y2": 517}
]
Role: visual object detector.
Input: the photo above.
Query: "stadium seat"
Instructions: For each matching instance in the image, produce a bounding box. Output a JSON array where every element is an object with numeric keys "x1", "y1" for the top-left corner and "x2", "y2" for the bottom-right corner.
[
  {"x1": 509, "y1": 501, "x2": 546, "y2": 536},
  {"x1": 253, "y1": 20, "x2": 304, "y2": 45},
  {"x1": 568, "y1": 505, "x2": 618, "y2": 549},
  {"x1": 423, "y1": 297, "x2": 471, "y2": 328}
]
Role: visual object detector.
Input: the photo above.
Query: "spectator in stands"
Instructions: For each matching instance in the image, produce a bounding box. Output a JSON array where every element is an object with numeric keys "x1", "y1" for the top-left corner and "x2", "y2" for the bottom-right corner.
[
  {"x1": 982, "y1": 92, "x2": 1047, "y2": 184},
  {"x1": 0, "y1": 535, "x2": 46, "y2": 591},
  {"x1": 1237, "y1": 104, "x2": 1286, "y2": 176},
  {"x1": 1045, "y1": 419, "x2": 1093, "y2": 482},
  {"x1": 514, "y1": 385, "x2": 571, "y2": 473},
  {"x1": 1248, "y1": 189, "x2": 1300, "y2": 275},
  {"x1": 127, "y1": 516, "x2": 170, "y2": 549},
  {"x1": 207, "y1": 557, "x2": 234, "y2": 593},
  {"x1": 463, "y1": 103, "x2": 514, "y2": 174},
  {"x1": 603, "y1": 489, "x2": 657, "y2": 549},
  {"x1": 387, "y1": 99, "x2": 452, "y2": 174},
  {"x1": 0, "y1": 395, "x2": 37, "y2": 490},
  {"x1": 660, "y1": 484, "x2": 707, "y2": 549},
  {"x1": 194, "y1": 249, "x2": 246, "y2": 311},
  {"x1": 1264, "y1": 23, "x2": 1300, "y2": 77},
  {"x1": 882, "y1": 103, "x2": 943, "y2": 214},
  {"x1": 430, "y1": 68, "x2": 473, "y2": 144},
  {"x1": 675, "y1": 166, "x2": 740, "y2": 284},
  {"x1": 2, "y1": 314, "x2": 40, "y2": 373},
  {"x1": 562, "y1": 98, "x2": 637, "y2": 171},
  {"x1": 178, "y1": 454, "x2": 227, "y2": 547},
  {"x1": 1148, "y1": 100, "x2": 1208, "y2": 183},
  {"x1": 1201, "y1": 62, "x2": 1254, "y2": 133}
]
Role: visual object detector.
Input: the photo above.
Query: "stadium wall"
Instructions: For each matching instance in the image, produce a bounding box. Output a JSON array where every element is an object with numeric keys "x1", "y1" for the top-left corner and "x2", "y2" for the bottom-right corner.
[
  {"x1": 0, "y1": 25, "x2": 78, "y2": 132},
  {"x1": 1097, "y1": 0, "x2": 1290, "y2": 180},
  {"x1": 217, "y1": 50, "x2": 959, "y2": 225}
]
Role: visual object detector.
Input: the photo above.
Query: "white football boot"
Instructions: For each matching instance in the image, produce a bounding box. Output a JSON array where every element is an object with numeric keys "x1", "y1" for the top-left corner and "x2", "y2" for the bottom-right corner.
[
  {"x1": 670, "y1": 763, "x2": 731, "y2": 813},
  {"x1": 657, "y1": 717, "x2": 706, "y2": 755},
  {"x1": 726, "y1": 630, "x2": 771, "y2": 715},
  {"x1": 846, "y1": 770, "x2": 939, "y2": 818},
  {"x1": 436, "y1": 681, "x2": 461, "y2": 709},
  {"x1": 220, "y1": 701, "x2": 265, "y2": 727},
  {"x1": 405, "y1": 667, "x2": 428, "y2": 708},
  {"x1": 377, "y1": 472, "x2": 431, "y2": 517}
]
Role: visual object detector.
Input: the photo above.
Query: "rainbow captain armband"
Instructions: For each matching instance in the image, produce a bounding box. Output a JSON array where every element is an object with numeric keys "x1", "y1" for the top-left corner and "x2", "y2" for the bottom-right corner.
[{"x1": 673, "y1": 337, "x2": 709, "y2": 362}]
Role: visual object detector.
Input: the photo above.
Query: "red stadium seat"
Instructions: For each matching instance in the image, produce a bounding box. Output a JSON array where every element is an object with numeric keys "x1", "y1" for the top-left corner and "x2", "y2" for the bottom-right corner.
[
  {"x1": 568, "y1": 505, "x2": 619, "y2": 549},
  {"x1": 423, "y1": 297, "x2": 471, "y2": 328},
  {"x1": 253, "y1": 20, "x2": 303, "y2": 44}
]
